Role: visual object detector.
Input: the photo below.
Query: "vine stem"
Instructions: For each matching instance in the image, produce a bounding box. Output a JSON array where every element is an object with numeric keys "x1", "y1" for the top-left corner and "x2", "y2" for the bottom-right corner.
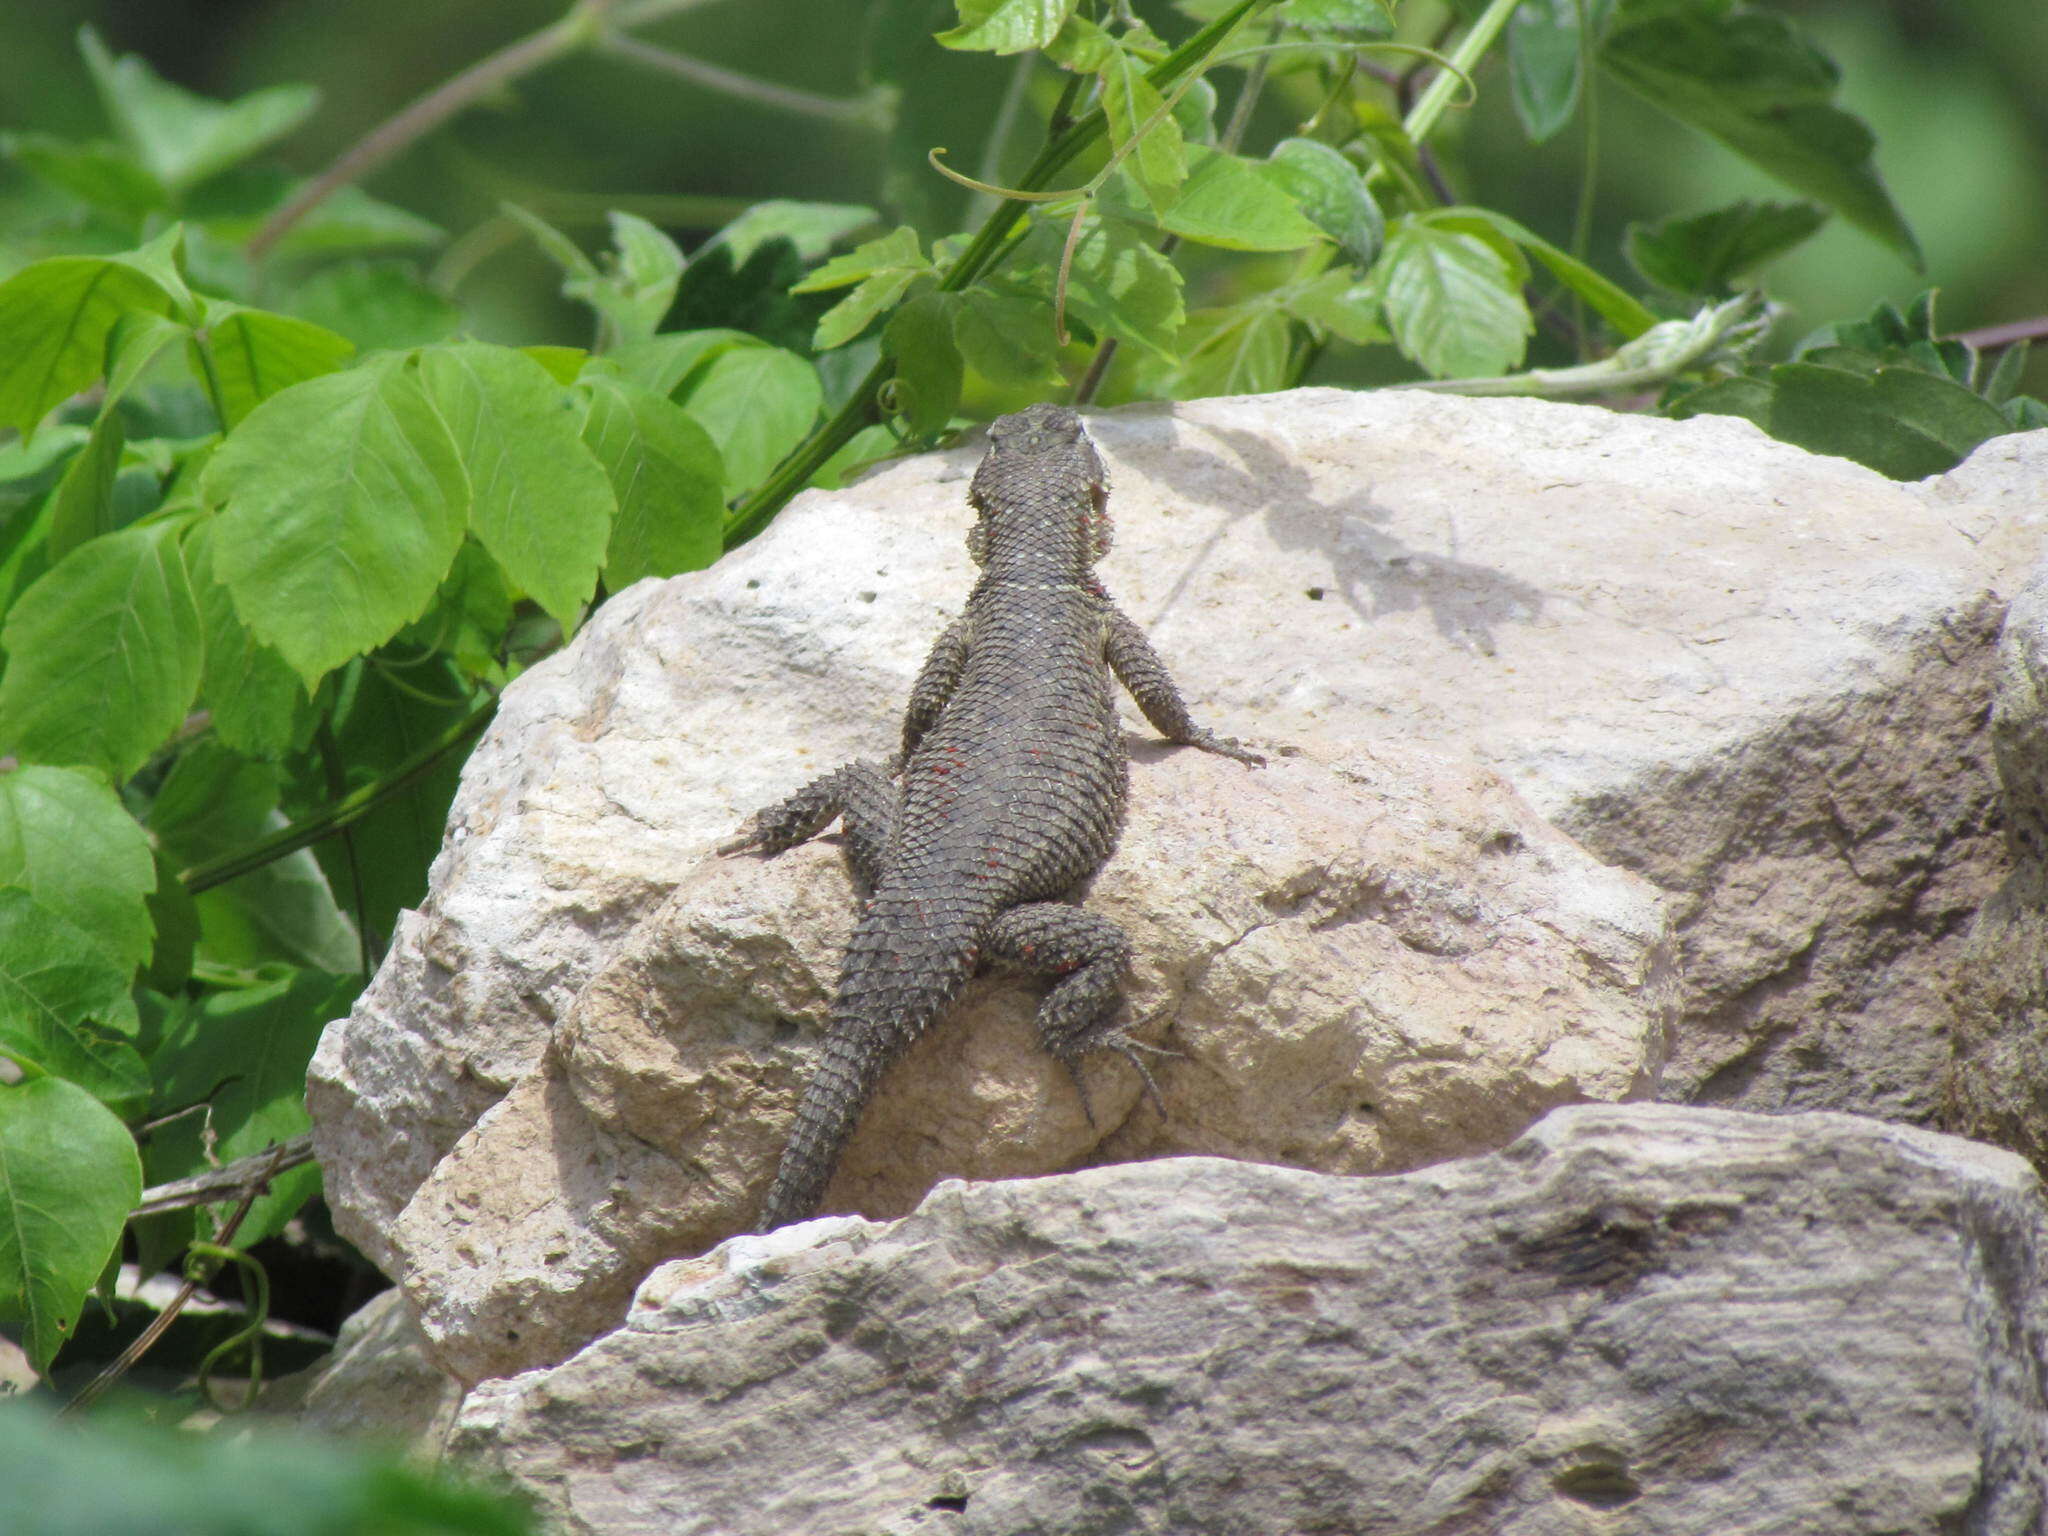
[
  {"x1": 1404, "y1": 0, "x2": 1523, "y2": 147},
  {"x1": 247, "y1": 0, "x2": 623, "y2": 260},
  {"x1": 180, "y1": 696, "x2": 495, "y2": 894},
  {"x1": 724, "y1": 0, "x2": 1282, "y2": 547}
]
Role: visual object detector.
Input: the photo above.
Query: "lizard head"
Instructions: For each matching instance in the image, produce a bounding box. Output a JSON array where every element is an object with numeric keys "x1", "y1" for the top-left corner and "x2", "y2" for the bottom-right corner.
[{"x1": 966, "y1": 403, "x2": 1112, "y2": 570}]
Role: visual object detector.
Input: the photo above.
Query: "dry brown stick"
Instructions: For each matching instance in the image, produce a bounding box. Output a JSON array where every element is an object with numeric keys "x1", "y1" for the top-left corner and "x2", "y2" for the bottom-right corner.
[
  {"x1": 130, "y1": 1132, "x2": 317, "y2": 1220},
  {"x1": 60, "y1": 1140, "x2": 298, "y2": 1418}
]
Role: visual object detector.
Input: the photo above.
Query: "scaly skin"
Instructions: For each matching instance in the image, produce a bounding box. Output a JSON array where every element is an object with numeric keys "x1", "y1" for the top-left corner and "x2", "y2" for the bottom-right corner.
[{"x1": 722, "y1": 405, "x2": 1260, "y2": 1230}]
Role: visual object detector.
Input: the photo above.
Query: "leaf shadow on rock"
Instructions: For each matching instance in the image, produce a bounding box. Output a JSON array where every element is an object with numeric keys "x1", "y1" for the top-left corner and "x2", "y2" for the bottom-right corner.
[{"x1": 1120, "y1": 416, "x2": 1549, "y2": 658}]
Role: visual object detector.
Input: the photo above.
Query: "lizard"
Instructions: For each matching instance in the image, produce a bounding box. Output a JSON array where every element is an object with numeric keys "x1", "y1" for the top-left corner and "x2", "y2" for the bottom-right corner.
[{"x1": 720, "y1": 403, "x2": 1262, "y2": 1231}]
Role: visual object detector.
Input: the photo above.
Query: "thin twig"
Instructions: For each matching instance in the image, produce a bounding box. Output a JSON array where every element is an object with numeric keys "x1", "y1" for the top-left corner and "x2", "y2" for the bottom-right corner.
[
  {"x1": 130, "y1": 1134, "x2": 318, "y2": 1220},
  {"x1": 246, "y1": 0, "x2": 622, "y2": 261},
  {"x1": 1953, "y1": 316, "x2": 2048, "y2": 350},
  {"x1": 61, "y1": 1141, "x2": 297, "y2": 1417},
  {"x1": 597, "y1": 32, "x2": 881, "y2": 126}
]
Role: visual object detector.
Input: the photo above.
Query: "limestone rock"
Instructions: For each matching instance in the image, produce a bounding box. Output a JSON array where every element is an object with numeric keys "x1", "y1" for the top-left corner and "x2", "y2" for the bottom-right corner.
[
  {"x1": 1945, "y1": 556, "x2": 2048, "y2": 1167},
  {"x1": 447, "y1": 1104, "x2": 2048, "y2": 1536},
  {"x1": 397, "y1": 744, "x2": 1667, "y2": 1382},
  {"x1": 308, "y1": 391, "x2": 2043, "y2": 1302},
  {"x1": 257, "y1": 1288, "x2": 461, "y2": 1456}
]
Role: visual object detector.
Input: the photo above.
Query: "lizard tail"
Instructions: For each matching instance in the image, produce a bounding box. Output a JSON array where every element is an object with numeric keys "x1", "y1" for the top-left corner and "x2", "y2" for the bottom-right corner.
[{"x1": 757, "y1": 900, "x2": 987, "y2": 1231}]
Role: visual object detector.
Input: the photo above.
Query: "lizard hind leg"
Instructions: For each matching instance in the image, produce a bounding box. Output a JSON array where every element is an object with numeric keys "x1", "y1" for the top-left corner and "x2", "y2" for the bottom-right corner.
[
  {"x1": 717, "y1": 760, "x2": 898, "y2": 891},
  {"x1": 985, "y1": 902, "x2": 1169, "y2": 1125}
]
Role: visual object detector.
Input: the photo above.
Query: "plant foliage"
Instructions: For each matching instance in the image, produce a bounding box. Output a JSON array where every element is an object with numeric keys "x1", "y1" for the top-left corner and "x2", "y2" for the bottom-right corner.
[{"x1": 0, "y1": 0, "x2": 2039, "y2": 1426}]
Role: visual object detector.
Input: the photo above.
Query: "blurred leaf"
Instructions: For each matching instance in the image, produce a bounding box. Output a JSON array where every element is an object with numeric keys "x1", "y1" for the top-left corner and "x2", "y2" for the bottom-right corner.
[
  {"x1": 953, "y1": 291, "x2": 1062, "y2": 386},
  {"x1": 938, "y1": 0, "x2": 1081, "y2": 52},
  {"x1": 507, "y1": 206, "x2": 682, "y2": 350},
  {"x1": 589, "y1": 328, "x2": 760, "y2": 399},
  {"x1": 1163, "y1": 302, "x2": 1293, "y2": 398},
  {"x1": 1600, "y1": 5, "x2": 1920, "y2": 268},
  {"x1": 0, "y1": 132, "x2": 164, "y2": 219},
  {"x1": 521, "y1": 346, "x2": 587, "y2": 385},
  {"x1": 0, "y1": 1075, "x2": 140, "y2": 1375},
  {"x1": 673, "y1": 345, "x2": 822, "y2": 495},
  {"x1": 1380, "y1": 221, "x2": 1532, "y2": 378},
  {"x1": 578, "y1": 373, "x2": 726, "y2": 588},
  {"x1": 0, "y1": 521, "x2": 203, "y2": 780},
  {"x1": 1509, "y1": 0, "x2": 1613, "y2": 142},
  {"x1": 706, "y1": 200, "x2": 880, "y2": 264},
  {"x1": 814, "y1": 268, "x2": 927, "y2": 351},
  {"x1": 1095, "y1": 27, "x2": 1185, "y2": 216},
  {"x1": 141, "y1": 843, "x2": 199, "y2": 993},
  {"x1": 202, "y1": 357, "x2": 470, "y2": 687},
  {"x1": 810, "y1": 423, "x2": 900, "y2": 490},
  {"x1": 0, "y1": 765, "x2": 155, "y2": 973},
  {"x1": 791, "y1": 225, "x2": 929, "y2": 294},
  {"x1": 283, "y1": 260, "x2": 464, "y2": 353},
  {"x1": 194, "y1": 302, "x2": 356, "y2": 430},
  {"x1": 0, "y1": 1399, "x2": 537, "y2": 1534},
  {"x1": 1013, "y1": 218, "x2": 1185, "y2": 361},
  {"x1": 79, "y1": 26, "x2": 317, "y2": 198},
  {"x1": 417, "y1": 344, "x2": 613, "y2": 634},
  {"x1": 185, "y1": 522, "x2": 315, "y2": 760},
  {"x1": 143, "y1": 968, "x2": 353, "y2": 1250},
  {"x1": 0, "y1": 889, "x2": 149, "y2": 1116},
  {"x1": 1625, "y1": 199, "x2": 1828, "y2": 297},
  {"x1": 1266, "y1": 138, "x2": 1383, "y2": 267},
  {"x1": 883, "y1": 289, "x2": 964, "y2": 434},
  {"x1": 201, "y1": 181, "x2": 444, "y2": 261},
  {"x1": 1284, "y1": 269, "x2": 1385, "y2": 345}
]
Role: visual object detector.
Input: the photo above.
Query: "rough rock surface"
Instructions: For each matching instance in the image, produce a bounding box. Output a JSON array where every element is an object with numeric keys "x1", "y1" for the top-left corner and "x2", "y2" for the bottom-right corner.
[
  {"x1": 1946, "y1": 556, "x2": 2048, "y2": 1167},
  {"x1": 257, "y1": 1288, "x2": 460, "y2": 1457},
  {"x1": 308, "y1": 392, "x2": 2046, "y2": 1350},
  {"x1": 446, "y1": 1104, "x2": 2048, "y2": 1536},
  {"x1": 399, "y1": 744, "x2": 1667, "y2": 1383}
]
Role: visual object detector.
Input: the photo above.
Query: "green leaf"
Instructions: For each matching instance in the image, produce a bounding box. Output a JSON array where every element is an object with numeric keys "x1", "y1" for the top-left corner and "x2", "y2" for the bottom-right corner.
[
  {"x1": 1165, "y1": 303, "x2": 1293, "y2": 398},
  {"x1": 790, "y1": 226, "x2": 928, "y2": 295},
  {"x1": 953, "y1": 291, "x2": 1063, "y2": 388},
  {"x1": 195, "y1": 303, "x2": 356, "y2": 431},
  {"x1": 0, "y1": 255, "x2": 178, "y2": 438},
  {"x1": 1626, "y1": 199, "x2": 1829, "y2": 296},
  {"x1": 284, "y1": 260, "x2": 465, "y2": 353},
  {"x1": 1142, "y1": 144, "x2": 1326, "y2": 252},
  {"x1": 202, "y1": 357, "x2": 470, "y2": 687},
  {"x1": 673, "y1": 345, "x2": 822, "y2": 496},
  {"x1": 415, "y1": 345, "x2": 613, "y2": 633},
  {"x1": 1100, "y1": 33, "x2": 1185, "y2": 216},
  {"x1": 79, "y1": 26, "x2": 317, "y2": 197},
  {"x1": 0, "y1": 521, "x2": 203, "y2": 780},
  {"x1": 1, "y1": 131, "x2": 164, "y2": 218},
  {"x1": 220, "y1": 183, "x2": 445, "y2": 262},
  {"x1": 1380, "y1": 221, "x2": 1533, "y2": 378},
  {"x1": 588, "y1": 329, "x2": 761, "y2": 399},
  {"x1": 0, "y1": 1074, "x2": 141, "y2": 1375},
  {"x1": 570, "y1": 212, "x2": 685, "y2": 350},
  {"x1": 1020, "y1": 219, "x2": 1185, "y2": 362},
  {"x1": 141, "y1": 844, "x2": 198, "y2": 993},
  {"x1": 1600, "y1": 5, "x2": 1920, "y2": 267},
  {"x1": 937, "y1": 0, "x2": 1080, "y2": 53},
  {"x1": 1508, "y1": 0, "x2": 1613, "y2": 142},
  {"x1": 1284, "y1": 269, "x2": 1385, "y2": 345},
  {"x1": 1422, "y1": 206, "x2": 1655, "y2": 338},
  {"x1": 884, "y1": 290, "x2": 965, "y2": 435},
  {"x1": 706, "y1": 200, "x2": 879, "y2": 265},
  {"x1": 0, "y1": 766, "x2": 155, "y2": 974},
  {"x1": 143, "y1": 968, "x2": 352, "y2": 1250},
  {"x1": 810, "y1": 423, "x2": 901, "y2": 491},
  {"x1": 578, "y1": 374, "x2": 726, "y2": 588},
  {"x1": 184, "y1": 522, "x2": 312, "y2": 760},
  {"x1": 153, "y1": 739, "x2": 358, "y2": 974},
  {"x1": 522, "y1": 346, "x2": 588, "y2": 386},
  {"x1": 1265, "y1": 138, "x2": 1383, "y2": 267},
  {"x1": 0, "y1": 890, "x2": 148, "y2": 1114},
  {"x1": 46, "y1": 411, "x2": 127, "y2": 564},
  {"x1": 813, "y1": 268, "x2": 928, "y2": 352},
  {"x1": 102, "y1": 309, "x2": 191, "y2": 410}
]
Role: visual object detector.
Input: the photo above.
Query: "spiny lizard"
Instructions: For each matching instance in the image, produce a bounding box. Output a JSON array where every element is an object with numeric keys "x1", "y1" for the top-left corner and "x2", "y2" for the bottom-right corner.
[{"x1": 721, "y1": 404, "x2": 1261, "y2": 1231}]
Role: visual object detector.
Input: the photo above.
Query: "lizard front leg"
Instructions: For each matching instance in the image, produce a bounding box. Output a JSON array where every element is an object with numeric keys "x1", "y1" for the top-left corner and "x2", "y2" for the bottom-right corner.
[
  {"x1": 1104, "y1": 607, "x2": 1264, "y2": 766},
  {"x1": 900, "y1": 614, "x2": 971, "y2": 761}
]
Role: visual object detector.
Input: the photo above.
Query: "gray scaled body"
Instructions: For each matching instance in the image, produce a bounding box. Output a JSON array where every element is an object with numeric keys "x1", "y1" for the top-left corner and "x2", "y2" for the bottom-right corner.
[{"x1": 722, "y1": 404, "x2": 1261, "y2": 1231}]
